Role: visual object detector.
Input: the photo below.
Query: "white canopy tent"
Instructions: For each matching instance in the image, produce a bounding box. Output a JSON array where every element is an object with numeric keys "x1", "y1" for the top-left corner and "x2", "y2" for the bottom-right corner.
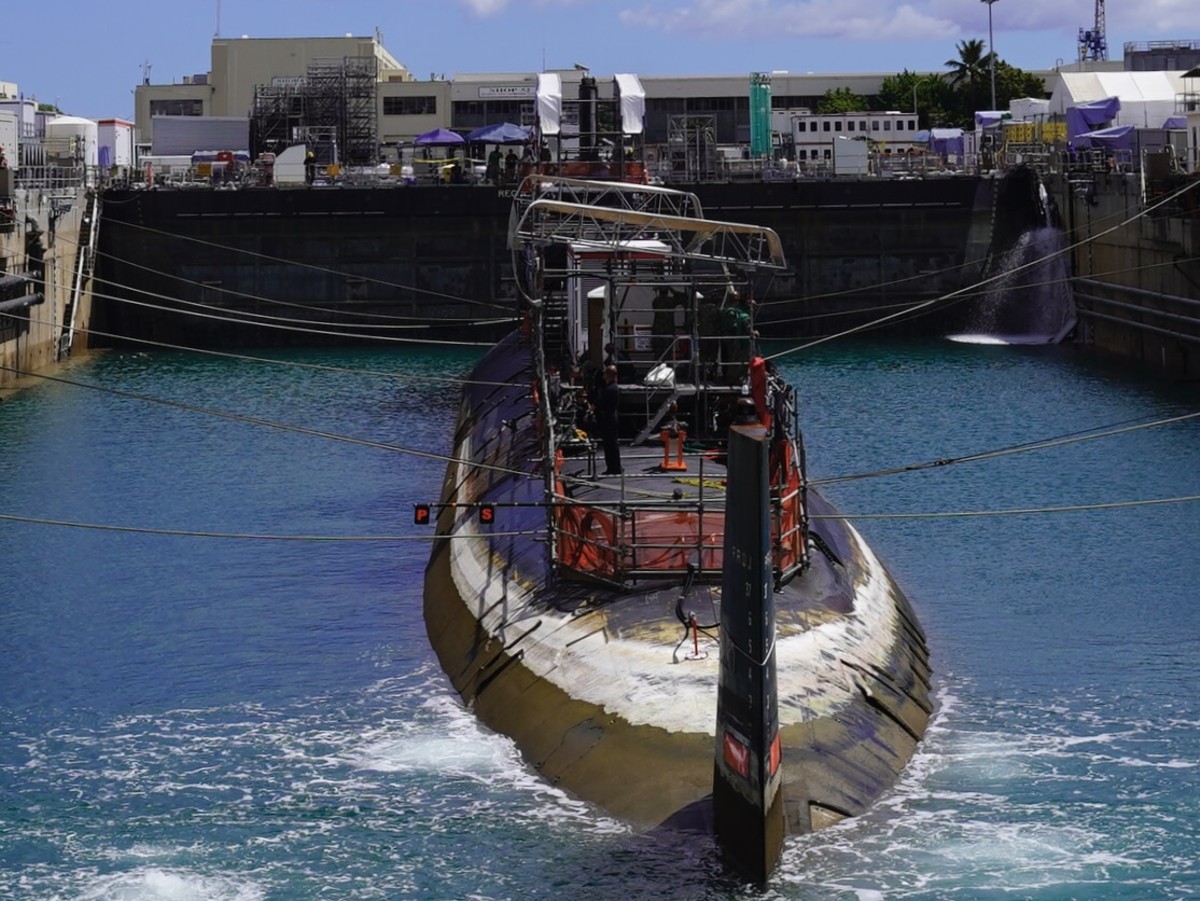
[{"x1": 1048, "y1": 71, "x2": 1187, "y2": 129}]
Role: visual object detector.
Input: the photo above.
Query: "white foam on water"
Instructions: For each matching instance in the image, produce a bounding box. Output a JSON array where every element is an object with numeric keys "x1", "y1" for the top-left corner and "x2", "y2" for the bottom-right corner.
[
  {"x1": 345, "y1": 692, "x2": 517, "y2": 777},
  {"x1": 346, "y1": 679, "x2": 628, "y2": 836},
  {"x1": 947, "y1": 332, "x2": 1063, "y2": 345},
  {"x1": 947, "y1": 333, "x2": 1011, "y2": 345},
  {"x1": 73, "y1": 868, "x2": 264, "y2": 901}
]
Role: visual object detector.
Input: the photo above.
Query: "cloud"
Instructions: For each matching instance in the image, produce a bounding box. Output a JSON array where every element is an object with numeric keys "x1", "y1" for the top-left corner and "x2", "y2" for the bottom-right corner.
[
  {"x1": 460, "y1": 0, "x2": 587, "y2": 16},
  {"x1": 1111, "y1": 0, "x2": 1196, "y2": 34},
  {"x1": 618, "y1": 0, "x2": 961, "y2": 41},
  {"x1": 460, "y1": 0, "x2": 511, "y2": 16}
]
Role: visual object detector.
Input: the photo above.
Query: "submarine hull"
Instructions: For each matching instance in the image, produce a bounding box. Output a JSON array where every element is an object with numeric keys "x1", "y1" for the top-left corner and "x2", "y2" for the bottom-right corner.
[{"x1": 422, "y1": 333, "x2": 932, "y2": 835}]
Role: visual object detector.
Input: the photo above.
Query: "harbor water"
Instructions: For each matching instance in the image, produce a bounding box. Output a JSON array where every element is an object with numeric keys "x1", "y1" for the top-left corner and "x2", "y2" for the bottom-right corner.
[{"x1": 2, "y1": 338, "x2": 1198, "y2": 899}]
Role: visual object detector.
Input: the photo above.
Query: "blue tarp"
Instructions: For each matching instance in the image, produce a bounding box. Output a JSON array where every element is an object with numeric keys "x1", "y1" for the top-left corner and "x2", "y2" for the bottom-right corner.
[
  {"x1": 1065, "y1": 97, "x2": 1120, "y2": 147},
  {"x1": 929, "y1": 128, "x2": 964, "y2": 155},
  {"x1": 1163, "y1": 116, "x2": 1187, "y2": 129},
  {"x1": 974, "y1": 111, "x2": 1010, "y2": 129},
  {"x1": 414, "y1": 127, "x2": 465, "y2": 146},
  {"x1": 1072, "y1": 124, "x2": 1136, "y2": 151},
  {"x1": 465, "y1": 122, "x2": 531, "y2": 144}
]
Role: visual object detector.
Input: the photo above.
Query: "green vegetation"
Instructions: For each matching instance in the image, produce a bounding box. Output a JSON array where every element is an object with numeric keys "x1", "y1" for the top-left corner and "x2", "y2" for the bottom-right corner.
[
  {"x1": 816, "y1": 87, "x2": 869, "y2": 114},
  {"x1": 800, "y1": 41, "x2": 1047, "y2": 131},
  {"x1": 933, "y1": 39, "x2": 1046, "y2": 128}
]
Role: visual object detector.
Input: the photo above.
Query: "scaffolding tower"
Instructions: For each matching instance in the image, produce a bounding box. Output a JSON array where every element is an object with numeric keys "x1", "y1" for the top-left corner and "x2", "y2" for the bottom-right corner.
[
  {"x1": 665, "y1": 114, "x2": 717, "y2": 183},
  {"x1": 250, "y1": 55, "x2": 379, "y2": 165}
]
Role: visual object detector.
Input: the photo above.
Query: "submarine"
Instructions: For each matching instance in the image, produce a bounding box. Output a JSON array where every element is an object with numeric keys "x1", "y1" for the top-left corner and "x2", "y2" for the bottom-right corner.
[{"x1": 422, "y1": 173, "x2": 931, "y2": 882}]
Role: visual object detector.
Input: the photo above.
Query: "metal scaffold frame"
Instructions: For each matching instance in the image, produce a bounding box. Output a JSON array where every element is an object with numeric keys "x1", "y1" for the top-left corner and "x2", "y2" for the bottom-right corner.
[
  {"x1": 665, "y1": 114, "x2": 717, "y2": 184},
  {"x1": 250, "y1": 55, "x2": 379, "y2": 165},
  {"x1": 512, "y1": 177, "x2": 787, "y2": 275}
]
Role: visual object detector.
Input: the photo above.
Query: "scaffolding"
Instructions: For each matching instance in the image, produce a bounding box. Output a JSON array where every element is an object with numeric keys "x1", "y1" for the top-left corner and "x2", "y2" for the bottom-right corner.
[
  {"x1": 250, "y1": 55, "x2": 379, "y2": 165},
  {"x1": 664, "y1": 114, "x2": 717, "y2": 183}
]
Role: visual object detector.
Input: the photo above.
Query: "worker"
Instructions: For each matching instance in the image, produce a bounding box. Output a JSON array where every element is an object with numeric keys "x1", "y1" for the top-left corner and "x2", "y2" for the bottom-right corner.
[
  {"x1": 598, "y1": 365, "x2": 622, "y2": 476},
  {"x1": 722, "y1": 291, "x2": 758, "y2": 384}
]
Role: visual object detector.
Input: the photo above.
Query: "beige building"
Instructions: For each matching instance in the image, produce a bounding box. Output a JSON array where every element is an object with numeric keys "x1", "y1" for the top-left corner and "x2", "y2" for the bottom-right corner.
[
  {"x1": 135, "y1": 35, "x2": 411, "y2": 146},
  {"x1": 135, "y1": 34, "x2": 1064, "y2": 158},
  {"x1": 135, "y1": 34, "x2": 929, "y2": 151}
]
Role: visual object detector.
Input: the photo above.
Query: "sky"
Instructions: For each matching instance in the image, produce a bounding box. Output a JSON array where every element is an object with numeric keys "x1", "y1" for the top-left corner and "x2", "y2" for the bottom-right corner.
[{"x1": 2, "y1": 0, "x2": 1195, "y2": 121}]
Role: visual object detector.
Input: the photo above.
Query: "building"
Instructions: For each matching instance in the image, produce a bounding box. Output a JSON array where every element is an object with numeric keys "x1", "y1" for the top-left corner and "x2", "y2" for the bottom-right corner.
[
  {"x1": 134, "y1": 35, "x2": 412, "y2": 147},
  {"x1": 135, "y1": 35, "x2": 947, "y2": 159}
]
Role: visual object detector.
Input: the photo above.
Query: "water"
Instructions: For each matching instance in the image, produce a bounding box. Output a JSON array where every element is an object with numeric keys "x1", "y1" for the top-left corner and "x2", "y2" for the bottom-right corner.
[
  {"x1": 954, "y1": 226, "x2": 1077, "y2": 345},
  {"x1": 3, "y1": 339, "x2": 1199, "y2": 899}
]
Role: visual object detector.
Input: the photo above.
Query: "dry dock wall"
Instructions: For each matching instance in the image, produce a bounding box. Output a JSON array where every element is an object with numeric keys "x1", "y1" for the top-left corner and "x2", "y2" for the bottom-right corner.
[
  {"x1": 92, "y1": 177, "x2": 998, "y2": 348},
  {"x1": 0, "y1": 186, "x2": 95, "y2": 394},
  {"x1": 1049, "y1": 172, "x2": 1200, "y2": 381}
]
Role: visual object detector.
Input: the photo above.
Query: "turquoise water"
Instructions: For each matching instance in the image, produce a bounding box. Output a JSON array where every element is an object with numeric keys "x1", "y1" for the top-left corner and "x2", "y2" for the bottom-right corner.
[{"x1": 1, "y1": 340, "x2": 1198, "y2": 899}]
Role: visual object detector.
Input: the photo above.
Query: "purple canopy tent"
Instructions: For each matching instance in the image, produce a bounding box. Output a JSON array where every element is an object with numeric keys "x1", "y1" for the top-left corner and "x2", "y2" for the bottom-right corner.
[
  {"x1": 465, "y1": 122, "x2": 531, "y2": 144},
  {"x1": 413, "y1": 127, "x2": 465, "y2": 146},
  {"x1": 1163, "y1": 116, "x2": 1187, "y2": 129}
]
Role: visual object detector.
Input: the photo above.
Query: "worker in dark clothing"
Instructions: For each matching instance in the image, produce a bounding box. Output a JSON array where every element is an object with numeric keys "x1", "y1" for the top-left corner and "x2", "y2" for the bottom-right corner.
[
  {"x1": 721, "y1": 290, "x2": 757, "y2": 384},
  {"x1": 304, "y1": 150, "x2": 316, "y2": 185},
  {"x1": 599, "y1": 364, "x2": 622, "y2": 475}
]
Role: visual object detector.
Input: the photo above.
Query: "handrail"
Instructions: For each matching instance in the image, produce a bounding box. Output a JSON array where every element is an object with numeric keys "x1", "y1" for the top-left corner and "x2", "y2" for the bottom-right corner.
[{"x1": 552, "y1": 462, "x2": 806, "y2": 584}]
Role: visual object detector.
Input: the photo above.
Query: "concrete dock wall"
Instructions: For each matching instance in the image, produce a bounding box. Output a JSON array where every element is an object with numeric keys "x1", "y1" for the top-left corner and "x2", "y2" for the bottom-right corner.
[
  {"x1": 1049, "y1": 171, "x2": 1200, "y2": 381},
  {"x1": 0, "y1": 186, "x2": 95, "y2": 395}
]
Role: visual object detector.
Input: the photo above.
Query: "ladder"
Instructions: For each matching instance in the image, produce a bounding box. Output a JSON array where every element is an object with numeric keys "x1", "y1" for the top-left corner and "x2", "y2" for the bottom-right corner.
[{"x1": 58, "y1": 189, "x2": 100, "y2": 359}]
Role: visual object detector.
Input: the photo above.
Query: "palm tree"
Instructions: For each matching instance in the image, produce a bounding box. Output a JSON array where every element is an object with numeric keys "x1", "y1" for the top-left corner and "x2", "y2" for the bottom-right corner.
[
  {"x1": 944, "y1": 39, "x2": 992, "y2": 89},
  {"x1": 943, "y1": 38, "x2": 997, "y2": 126}
]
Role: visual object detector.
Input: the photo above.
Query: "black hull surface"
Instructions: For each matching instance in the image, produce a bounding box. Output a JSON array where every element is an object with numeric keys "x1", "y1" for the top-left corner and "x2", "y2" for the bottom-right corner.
[{"x1": 423, "y1": 333, "x2": 932, "y2": 834}]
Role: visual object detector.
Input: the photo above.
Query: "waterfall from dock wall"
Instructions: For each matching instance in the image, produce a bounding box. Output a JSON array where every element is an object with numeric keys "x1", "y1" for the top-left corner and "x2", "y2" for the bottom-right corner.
[{"x1": 951, "y1": 173, "x2": 1077, "y2": 345}]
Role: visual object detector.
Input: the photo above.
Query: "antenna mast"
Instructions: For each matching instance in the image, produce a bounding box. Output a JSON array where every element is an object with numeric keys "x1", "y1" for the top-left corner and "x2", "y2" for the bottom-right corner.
[
  {"x1": 215, "y1": 0, "x2": 222, "y2": 38},
  {"x1": 1078, "y1": 0, "x2": 1107, "y2": 62}
]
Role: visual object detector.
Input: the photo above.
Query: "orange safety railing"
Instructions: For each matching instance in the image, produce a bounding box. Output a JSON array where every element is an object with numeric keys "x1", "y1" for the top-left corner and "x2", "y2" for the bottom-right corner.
[
  {"x1": 553, "y1": 492, "x2": 805, "y2": 583},
  {"x1": 551, "y1": 430, "x2": 807, "y2": 584}
]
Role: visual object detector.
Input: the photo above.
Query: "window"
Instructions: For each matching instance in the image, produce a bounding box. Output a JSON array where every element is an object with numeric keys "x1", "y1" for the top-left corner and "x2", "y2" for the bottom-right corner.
[
  {"x1": 822, "y1": 121, "x2": 830, "y2": 132},
  {"x1": 149, "y1": 99, "x2": 202, "y2": 117},
  {"x1": 383, "y1": 95, "x2": 438, "y2": 116},
  {"x1": 908, "y1": 119, "x2": 916, "y2": 130},
  {"x1": 872, "y1": 120, "x2": 880, "y2": 131},
  {"x1": 834, "y1": 121, "x2": 842, "y2": 132},
  {"x1": 847, "y1": 121, "x2": 855, "y2": 132},
  {"x1": 884, "y1": 120, "x2": 892, "y2": 131}
]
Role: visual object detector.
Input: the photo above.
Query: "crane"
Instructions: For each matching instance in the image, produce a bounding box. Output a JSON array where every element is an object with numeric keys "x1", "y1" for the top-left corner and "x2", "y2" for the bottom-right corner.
[{"x1": 1078, "y1": 0, "x2": 1108, "y2": 62}]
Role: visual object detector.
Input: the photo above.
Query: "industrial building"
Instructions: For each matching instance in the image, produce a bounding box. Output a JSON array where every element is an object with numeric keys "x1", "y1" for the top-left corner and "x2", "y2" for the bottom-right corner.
[{"x1": 132, "y1": 34, "x2": 927, "y2": 159}]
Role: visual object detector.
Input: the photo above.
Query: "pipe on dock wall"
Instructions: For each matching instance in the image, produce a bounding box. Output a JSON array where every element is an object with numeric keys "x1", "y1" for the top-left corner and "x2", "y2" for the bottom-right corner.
[{"x1": 0, "y1": 293, "x2": 44, "y2": 313}]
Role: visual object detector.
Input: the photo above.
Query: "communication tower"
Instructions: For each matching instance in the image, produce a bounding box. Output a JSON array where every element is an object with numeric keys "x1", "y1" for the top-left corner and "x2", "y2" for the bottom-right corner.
[{"x1": 1078, "y1": 0, "x2": 1108, "y2": 62}]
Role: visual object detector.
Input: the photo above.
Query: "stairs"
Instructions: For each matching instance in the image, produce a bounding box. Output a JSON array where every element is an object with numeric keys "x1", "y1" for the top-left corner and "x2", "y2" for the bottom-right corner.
[{"x1": 57, "y1": 189, "x2": 100, "y2": 359}]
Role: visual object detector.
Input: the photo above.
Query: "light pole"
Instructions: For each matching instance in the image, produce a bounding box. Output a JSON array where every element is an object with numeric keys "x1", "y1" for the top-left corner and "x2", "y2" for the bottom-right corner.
[{"x1": 981, "y1": 0, "x2": 998, "y2": 110}]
